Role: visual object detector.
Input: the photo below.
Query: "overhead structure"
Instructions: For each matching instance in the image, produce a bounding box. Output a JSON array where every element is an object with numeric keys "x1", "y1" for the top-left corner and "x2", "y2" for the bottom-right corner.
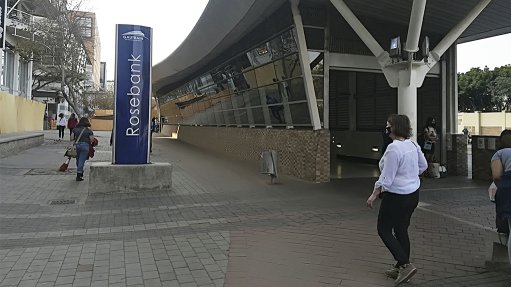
[{"x1": 152, "y1": 0, "x2": 511, "y2": 182}]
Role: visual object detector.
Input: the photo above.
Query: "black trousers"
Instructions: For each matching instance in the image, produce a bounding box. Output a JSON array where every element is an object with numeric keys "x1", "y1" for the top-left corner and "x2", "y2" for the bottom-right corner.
[
  {"x1": 377, "y1": 190, "x2": 419, "y2": 267},
  {"x1": 57, "y1": 126, "x2": 65, "y2": 138}
]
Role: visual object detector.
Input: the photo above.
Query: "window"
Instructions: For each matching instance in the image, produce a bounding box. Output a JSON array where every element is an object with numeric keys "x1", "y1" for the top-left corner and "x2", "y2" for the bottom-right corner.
[
  {"x1": 77, "y1": 17, "x2": 92, "y2": 38},
  {"x1": 166, "y1": 28, "x2": 312, "y2": 128}
]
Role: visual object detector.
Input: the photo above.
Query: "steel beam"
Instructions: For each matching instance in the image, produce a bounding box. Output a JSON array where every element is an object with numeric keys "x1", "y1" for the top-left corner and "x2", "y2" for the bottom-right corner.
[{"x1": 405, "y1": 0, "x2": 427, "y2": 53}]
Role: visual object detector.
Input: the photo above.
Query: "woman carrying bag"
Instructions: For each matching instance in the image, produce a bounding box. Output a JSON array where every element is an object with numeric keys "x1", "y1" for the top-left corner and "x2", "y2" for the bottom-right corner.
[{"x1": 73, "y1": 117, "x2": 95, "y2": 181}]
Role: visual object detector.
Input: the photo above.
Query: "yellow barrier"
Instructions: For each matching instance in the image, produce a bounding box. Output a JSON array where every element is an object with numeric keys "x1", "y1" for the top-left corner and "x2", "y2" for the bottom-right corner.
[
  {"x1": 0, "y1": 92, "x2": 45, "y2": 134},
  {"x1": 90, "y1": 119, "x2": 113, "y2": 131}
]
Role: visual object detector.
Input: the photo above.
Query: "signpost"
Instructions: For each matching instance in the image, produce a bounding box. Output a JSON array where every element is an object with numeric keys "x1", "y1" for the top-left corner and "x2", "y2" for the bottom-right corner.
[
  {"x1": 1, "y1": 0, "x2": 7, "y2": 49},
  {"x1": 113, "y1": 24, "x2": 152, "y2": 164}
]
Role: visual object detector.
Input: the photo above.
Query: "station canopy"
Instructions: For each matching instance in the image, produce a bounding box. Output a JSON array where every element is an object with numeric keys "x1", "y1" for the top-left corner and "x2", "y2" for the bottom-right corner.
[{"x1": 153, "y1": 0, "x2": 511, "y2": 97}]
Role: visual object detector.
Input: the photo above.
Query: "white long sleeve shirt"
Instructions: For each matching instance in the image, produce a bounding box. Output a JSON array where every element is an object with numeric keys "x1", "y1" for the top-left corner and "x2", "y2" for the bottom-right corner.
[
  {"x1": 375, "y1": 139, "x2": 428, "y2": 194},
  {"x1": 57, "y1": 117, "x2": 67, "y2": 127}
]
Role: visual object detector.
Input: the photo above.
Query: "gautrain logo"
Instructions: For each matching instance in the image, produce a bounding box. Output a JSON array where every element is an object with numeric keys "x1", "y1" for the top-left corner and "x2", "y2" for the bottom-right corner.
[{"x1": 122, "y1": 30, "x2": 145, "y2": 41}]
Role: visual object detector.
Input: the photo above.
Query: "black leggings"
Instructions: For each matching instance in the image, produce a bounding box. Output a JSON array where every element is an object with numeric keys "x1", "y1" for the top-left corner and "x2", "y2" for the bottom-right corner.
[
  {"x1": 377, "y1": 190, "x2": 419, "y2": 267},
  {"x1": 57, "y1": 126, "x2": 65, "y2": 138}
]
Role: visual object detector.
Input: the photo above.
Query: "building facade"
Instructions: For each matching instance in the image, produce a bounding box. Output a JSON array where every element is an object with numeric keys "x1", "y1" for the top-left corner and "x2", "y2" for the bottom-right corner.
[
  {"x1": 153, "y1": 0, "x2": 511, "y2": 182},
  {"x1": 0, "y1": 0, "x2": 47, "y2": 133}
]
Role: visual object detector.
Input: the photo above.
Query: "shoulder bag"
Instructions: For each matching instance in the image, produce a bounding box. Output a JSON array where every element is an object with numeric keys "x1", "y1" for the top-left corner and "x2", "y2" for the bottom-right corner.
[{"x1": 65, "y1": 128, "x2": 86, "y2": 158}]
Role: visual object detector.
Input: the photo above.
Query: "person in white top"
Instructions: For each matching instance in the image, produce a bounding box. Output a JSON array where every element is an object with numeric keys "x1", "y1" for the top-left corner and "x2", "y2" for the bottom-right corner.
[
  {"x1": 56, "y1": 113, "x2": 67, "y2": 140},
  {"x1": 366, "y1": 114, "x2": 428, "y2": 285}
]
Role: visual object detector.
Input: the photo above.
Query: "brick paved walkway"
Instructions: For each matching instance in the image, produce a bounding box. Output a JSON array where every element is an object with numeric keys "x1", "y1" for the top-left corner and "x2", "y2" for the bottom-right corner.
[{"x1": 0, "y1": 130, "x2": 509, "y2": 286}]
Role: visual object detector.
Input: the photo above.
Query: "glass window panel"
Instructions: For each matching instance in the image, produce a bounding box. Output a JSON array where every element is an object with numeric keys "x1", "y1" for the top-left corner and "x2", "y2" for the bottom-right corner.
[
  {"x1": 233, "y1": 92, "x2": 246, "y2": 109},
  {"x1": 236, "y1": 108, "x2": 249, "y2": 125},
  {"x1": 251, "y1": 107, "x2": 265, "y2": 125},
  {"x1": 246, "y1": 42, "x2": 272, "y2": 67},
  {"x1": 207, "y1": 104, "x2": 216, "y2": 125},
  {"x1": 275, "y1": 53, "x2": 301, "y2": 81},
  {"x1": 287, "y1": 78, "x2": 307, "y2": 102},
  {"x1": 247, "y1": 89, "x2": 261, "y2": 107},
  {"x1": 269, "y1": 36, "x2": 284, "y2": 59},
  {"x1": 222, "y1": 95, "x2": 233, "y2": 112},
  {"x1": 289, "y1": 103, "x2": 311, "y2": 125},
  {"x1": 224, "y1": 109, "x2": 235, "y2": 125},
  {"x1": 261, "y1": 84, "x2": 284, "y2": 125},
  {"x1": 242, "y1": 69, "x2": 257, "y2": 91},
  {"x1": 313, "y1": 76, "x2": 324, "y2": 100},
  {"x1": 233, "y1": 54, "x2": 253, "y2": 72},
  {"x1": 281, "y1": 30, "x2": 298, "y2": 55},
  {"x1": 309, "y1": 51, "x2": 324, "y2": 75},
  {"x1": 213, "y1": 103, "x2": 224, "y2": 125},
  {"x1": 232, "y1": 73, "x2": 251, "y2": 92},
  {"x1": 255, "y1": 62, "x2": 277, "y2": 87}
]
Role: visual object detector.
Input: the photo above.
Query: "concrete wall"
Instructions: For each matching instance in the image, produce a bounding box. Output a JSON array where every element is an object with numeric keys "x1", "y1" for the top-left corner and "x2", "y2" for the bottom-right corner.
[
  {"x1": 0, "y1": 134, "x2": 44, "y2": 158},
  {"x1": 0, "y1": 92, "x2": 45, "y2": 134},
  {"x1": 459, "y1": 112, "x2": 510, "y2": 136},
  {"x1": 471, "y1": 135, "x2": 499, "y2": 181},
  {"x1": 161, "y1": 124, "x2": 179, "y2": 137},
  {"x1": 177, "y1": 126, "x2": 330, "y2": 182}
]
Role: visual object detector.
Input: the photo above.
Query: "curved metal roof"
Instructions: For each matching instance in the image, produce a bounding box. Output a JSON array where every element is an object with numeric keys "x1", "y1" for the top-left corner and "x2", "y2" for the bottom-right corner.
[{"x1": 153, "y1": 0, "x2": 511, "y2": 97}]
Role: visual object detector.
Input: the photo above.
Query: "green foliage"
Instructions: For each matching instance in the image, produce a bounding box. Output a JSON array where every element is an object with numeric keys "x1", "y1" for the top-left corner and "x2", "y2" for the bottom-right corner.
[{"x1": 458, "y1": 65, "x2": 511, "y2": 112}]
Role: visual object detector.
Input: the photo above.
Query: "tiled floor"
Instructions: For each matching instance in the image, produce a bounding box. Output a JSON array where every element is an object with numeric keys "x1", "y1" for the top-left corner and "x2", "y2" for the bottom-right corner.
[{"x1": 0, "y1": 130, "x2": 509, "y2": 287}]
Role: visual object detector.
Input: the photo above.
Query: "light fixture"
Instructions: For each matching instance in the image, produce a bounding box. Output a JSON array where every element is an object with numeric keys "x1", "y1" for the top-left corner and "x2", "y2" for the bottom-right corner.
[
  {"x1": 336, "y1": 144, "x2": 342, "y2": 148},
  {"x1": 372, "y1": 146, "x2": 379, "y2": 152}
]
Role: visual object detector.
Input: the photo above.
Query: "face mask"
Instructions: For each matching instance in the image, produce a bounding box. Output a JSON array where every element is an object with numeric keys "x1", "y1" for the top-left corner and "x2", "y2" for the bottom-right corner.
[{"x1": 386, "y1": 126, "x2": 391, "y2": 134}]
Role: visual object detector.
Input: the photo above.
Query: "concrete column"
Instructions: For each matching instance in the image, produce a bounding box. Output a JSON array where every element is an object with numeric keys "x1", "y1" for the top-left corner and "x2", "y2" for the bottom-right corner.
[
  {"x1": 12, "y1": 53, "x2": 20, "y2": 94},
  {"x1": 27, "y1": 60, "x2": 33, "y2": 100},
  {"x1": 446, "y1": 45, "x2": 458, "y2": 134},
  {"x1": 290, "y1": 0, "x2": 322, "y2": 130},
  {"x1": 348, "y1": 72, "x2": 357, "y2": 131},
  {"x1": 397, "y1": 73, "x2": 418, "y2": 140},
  {"x1": 323, "y1": 13, "x2": 331, "y2": 130},
  {"x1": 441, "y1": 57, "x2": 447, "y2": 164}
]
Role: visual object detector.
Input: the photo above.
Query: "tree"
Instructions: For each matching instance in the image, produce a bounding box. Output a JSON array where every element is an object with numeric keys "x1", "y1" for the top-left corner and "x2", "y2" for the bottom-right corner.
[
  {"x1": 82, "y1": 90, "x2": 114, "y2": 117},
  {"x1": 458, "y1": 65, "x2": 511, "y2": 112},
  {"x1": 458, "y1": 67, "x2": 493, "y2": 112},
  {"x1": 15, "y1": 0, "x2": 90, "y2": 117}
]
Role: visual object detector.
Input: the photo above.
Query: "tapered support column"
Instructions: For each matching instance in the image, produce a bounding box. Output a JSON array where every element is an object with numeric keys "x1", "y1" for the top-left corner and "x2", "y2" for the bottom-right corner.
[
  {"x1": 290, "y1": 0, "x2": 322, "y2": 130},
  {"x1": 397, "y1": 73, "x2": 418, "y2": 140}
]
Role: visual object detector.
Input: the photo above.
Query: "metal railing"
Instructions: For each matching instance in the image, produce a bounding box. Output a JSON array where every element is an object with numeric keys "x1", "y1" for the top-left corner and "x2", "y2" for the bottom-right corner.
[{"x1": 7, "y1": 7, "x2": 35, "y2": 27}]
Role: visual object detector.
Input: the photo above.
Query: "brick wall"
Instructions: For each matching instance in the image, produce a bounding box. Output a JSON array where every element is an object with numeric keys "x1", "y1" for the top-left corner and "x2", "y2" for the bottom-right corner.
[
  {"x1": 471, "y1": 135, "x2": 499, "y2": 181},
  {"x1": 178, "y1": 126, "x2": 330, "y2": 182},
  {"x1": 446, "y1": 134, "x2": 468, "y2": 176}
]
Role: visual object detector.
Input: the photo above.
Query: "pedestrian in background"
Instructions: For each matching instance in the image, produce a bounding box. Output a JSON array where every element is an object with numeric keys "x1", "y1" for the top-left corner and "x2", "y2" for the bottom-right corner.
[
  {"x1": 418, "y1": 117, "x2": 438, "y2": 164},
  {"x1": 56, "y1": 113, "x2": 67, "y2": 140},
  {"x1": 366, "y1": 114, "x2": 428, "y2": 285},
  {"x1": 73, "y1": 117, "x2": 94, "y2": 181},
  {"x1": 381, "y1": 118, "x2": 393, "y2": 156},
  {"x1": 490, "y1": 129, "x2": 511, "y2": 265},
  {"x1": 67, "y1": 113, "x2": 78, "y2": 141}
]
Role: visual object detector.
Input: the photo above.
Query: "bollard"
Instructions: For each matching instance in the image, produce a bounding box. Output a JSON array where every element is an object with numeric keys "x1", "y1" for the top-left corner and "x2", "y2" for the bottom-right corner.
[{"x1": 261, "y1": 150, "x2": 278, "y2": 184}]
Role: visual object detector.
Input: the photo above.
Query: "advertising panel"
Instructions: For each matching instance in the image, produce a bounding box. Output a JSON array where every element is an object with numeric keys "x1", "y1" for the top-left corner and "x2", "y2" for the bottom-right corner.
[{"x1": 113, "y1": 24, "x2": 152, "y2": 164}]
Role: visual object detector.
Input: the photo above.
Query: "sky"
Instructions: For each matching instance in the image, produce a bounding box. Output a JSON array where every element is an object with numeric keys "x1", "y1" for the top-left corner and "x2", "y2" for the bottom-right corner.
[
  {"x1": 88, "y1": 0, "x2": 511, "y2": 81},
  {"x1": 88, "y1": 0, "x2": 209, "y2": 80}
]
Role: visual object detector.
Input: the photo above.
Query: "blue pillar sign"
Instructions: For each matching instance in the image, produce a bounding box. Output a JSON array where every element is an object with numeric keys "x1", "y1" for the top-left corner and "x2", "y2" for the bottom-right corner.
[{"x1": 113, "y1": 24, "x2": 152, "y2": 164}]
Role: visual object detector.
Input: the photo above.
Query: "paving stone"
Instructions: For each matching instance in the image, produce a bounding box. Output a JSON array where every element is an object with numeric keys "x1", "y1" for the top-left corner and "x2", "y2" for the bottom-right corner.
[{"x1": 0, "y1": 131, "x2": 510, "y2": 287}]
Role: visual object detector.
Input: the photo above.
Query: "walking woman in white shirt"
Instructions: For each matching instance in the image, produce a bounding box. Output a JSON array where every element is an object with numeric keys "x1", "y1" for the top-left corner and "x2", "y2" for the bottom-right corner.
[
  {"x1": 56, "y1": 113, "x2": 67, "y2": 140},
  {"x1": 366, "y1": 114, "x2": 428, "y2": 285}
]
